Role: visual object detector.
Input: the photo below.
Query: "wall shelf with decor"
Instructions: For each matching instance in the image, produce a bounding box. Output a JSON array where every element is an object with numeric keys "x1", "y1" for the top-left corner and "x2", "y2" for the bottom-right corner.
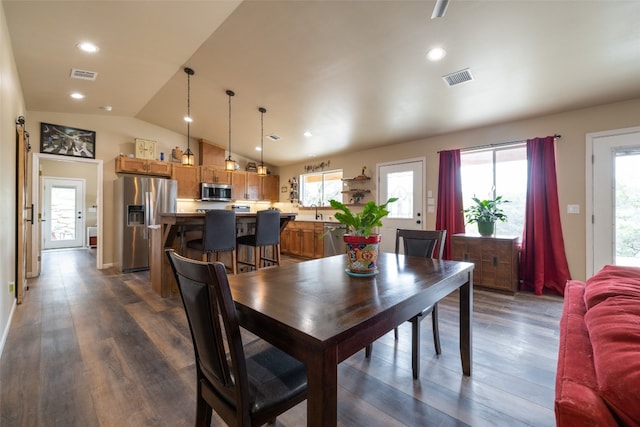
[{"x1": 341, "y1": 174, "x2": 371, "y2": 204}]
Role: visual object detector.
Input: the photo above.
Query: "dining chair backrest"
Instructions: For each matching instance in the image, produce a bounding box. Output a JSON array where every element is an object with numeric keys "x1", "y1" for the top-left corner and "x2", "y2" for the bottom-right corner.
[
  {"x1": 165, "y1": 249, "x2": 250, "y2": 419},
  {"x1": 395, "y1": 229, "x2": 447, "y2": 260},
  {"x1": 202, "y1": 209, "x2": 236, "y2": 253},
  {"x1": 255, "y1": 209, "x2": 281, "y2": 246}
]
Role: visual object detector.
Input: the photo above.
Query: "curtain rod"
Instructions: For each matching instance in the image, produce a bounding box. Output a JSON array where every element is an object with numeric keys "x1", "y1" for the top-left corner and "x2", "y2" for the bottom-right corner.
[{"x1": 438, "y1": 134, "x2": 561, "y2": 153}]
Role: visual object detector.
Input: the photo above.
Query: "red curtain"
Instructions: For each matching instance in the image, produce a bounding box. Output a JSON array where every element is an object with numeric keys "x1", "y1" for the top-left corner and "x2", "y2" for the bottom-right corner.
[
  {"x1": 520, "y1": 136, "x2": 571, "y2": 296},
  {"x1": 435, "y1": 149, "x2": 465, "y2": 260}
]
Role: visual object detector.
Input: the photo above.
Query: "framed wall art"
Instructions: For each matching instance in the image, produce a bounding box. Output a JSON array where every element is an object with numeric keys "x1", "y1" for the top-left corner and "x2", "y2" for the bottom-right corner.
[{"x1": 40, "y1": 122, "x2": 96, "y2": 159}]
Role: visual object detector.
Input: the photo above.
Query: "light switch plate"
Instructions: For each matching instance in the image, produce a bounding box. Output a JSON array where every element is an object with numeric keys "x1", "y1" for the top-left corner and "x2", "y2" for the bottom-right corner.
[{"x1": 567, "y1": 204, "x2": 580, "y2": 214}]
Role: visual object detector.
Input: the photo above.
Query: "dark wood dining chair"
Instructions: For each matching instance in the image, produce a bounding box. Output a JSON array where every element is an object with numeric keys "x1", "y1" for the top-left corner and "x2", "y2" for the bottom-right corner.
[
  {"x1": 236, "y1": 210, "x2": 281, "y2": 272},
  {"x1": 165, "y1": 249, "x2": 307, "y2": 426},
  {"x1": 186, "y1": 209, "x2": 237, "y2": 275},
  {"x1": 365, "y1": 229, "x2": 447, "y2": 379}
]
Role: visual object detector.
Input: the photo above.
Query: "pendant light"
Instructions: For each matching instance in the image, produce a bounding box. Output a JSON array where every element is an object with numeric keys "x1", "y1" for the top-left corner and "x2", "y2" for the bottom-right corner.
[
  {"x1": 182, "y1": 67, "x2": 195, "y2": 166},
  {"x1": 257, "y1": 107, "x2": 267, "y2": 176},
  {"x1": 225, "y1": 89, "x2": 236, "y2": 172}
]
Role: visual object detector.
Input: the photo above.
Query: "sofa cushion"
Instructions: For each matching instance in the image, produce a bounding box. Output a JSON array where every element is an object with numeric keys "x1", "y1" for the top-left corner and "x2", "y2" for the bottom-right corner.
[
  {"x1": 555, "y1": 281, "x2": 619, "y2": 427},
  {"x1": 584, "y1": 264, "x2": 640, "y2": 309},
  {"x1": 584, "y1": 296, "x2": 640, "y2": 427}
]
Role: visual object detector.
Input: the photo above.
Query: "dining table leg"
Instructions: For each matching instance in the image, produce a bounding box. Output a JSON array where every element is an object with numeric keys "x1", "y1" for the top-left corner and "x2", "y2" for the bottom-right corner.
[
  {"x1": 306, "y1": 348, "x2": 338, "y2": 427},
  {"x1": 459, "y1": 271, "x2": 473, "y2": 376}
]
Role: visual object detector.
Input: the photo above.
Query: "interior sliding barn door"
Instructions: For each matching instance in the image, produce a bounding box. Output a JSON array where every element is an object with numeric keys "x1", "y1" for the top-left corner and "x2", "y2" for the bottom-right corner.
[{"x1": 16, "y1": 117, "x2": 31, "y2": 304}]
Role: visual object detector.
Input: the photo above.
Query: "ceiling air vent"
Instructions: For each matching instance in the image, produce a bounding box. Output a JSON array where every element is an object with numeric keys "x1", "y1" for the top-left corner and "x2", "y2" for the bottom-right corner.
[
  {"x1": 442, "y1": 68, "x2": 473, "y2": 87},
  {"x1": 267, "y1": 134, "x2": 281, "y2": 141},
  {"x1": 70, "y1": 68, "x2": 98, "y2": 81}
]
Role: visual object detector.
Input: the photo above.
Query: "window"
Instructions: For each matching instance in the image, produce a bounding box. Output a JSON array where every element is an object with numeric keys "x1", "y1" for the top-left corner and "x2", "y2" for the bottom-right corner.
[
  {"x1": 300, "y1": 170, "x2": 343, "y2": 206},
  {"x1": 461, "y1": 145, "x2": 527, "y2": 236}
]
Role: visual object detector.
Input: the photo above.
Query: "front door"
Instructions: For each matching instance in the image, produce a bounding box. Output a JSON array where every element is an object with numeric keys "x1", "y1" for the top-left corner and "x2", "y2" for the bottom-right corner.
[
  {"x1": 590, "y1": 127, "x2": 640, "y2": 274},
  {"x1": 42, "y1": 177, "x2": 85, "y2": 249},
  {"x1": 377, "y1": 159, "x2": 425, "y2": 253}
]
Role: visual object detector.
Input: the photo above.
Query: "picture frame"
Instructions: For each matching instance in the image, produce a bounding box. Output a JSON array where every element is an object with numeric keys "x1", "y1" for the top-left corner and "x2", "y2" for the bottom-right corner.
[{"x1": 40, "y1": 122, "x2": 96, "y2": 159}]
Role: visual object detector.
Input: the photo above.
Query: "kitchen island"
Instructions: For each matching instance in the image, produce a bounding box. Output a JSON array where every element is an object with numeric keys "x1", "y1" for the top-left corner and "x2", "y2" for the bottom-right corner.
[{"x1": 150, "y1": 211, "x2": 297, "y2": 297}]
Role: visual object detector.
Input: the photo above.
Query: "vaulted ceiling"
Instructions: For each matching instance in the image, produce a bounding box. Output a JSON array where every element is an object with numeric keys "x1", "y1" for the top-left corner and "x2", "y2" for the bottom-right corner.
[{"x1": 5, "y1": 1, "x2": 640, "y2": 166}]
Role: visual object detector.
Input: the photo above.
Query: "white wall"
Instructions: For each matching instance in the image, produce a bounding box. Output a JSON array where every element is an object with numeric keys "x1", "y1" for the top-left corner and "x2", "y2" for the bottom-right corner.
[{"x1": 0, "y1": 1, "x2": 26, "y2": 356}]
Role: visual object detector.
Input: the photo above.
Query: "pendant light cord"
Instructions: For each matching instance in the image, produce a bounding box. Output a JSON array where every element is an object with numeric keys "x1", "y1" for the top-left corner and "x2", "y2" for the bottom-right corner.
[
  {"x1": 227, "y1": 90, "x2": 235, "y2": 161},
  {"x1": 260, "y1": 107, "x2": 264, "y2": 165}
]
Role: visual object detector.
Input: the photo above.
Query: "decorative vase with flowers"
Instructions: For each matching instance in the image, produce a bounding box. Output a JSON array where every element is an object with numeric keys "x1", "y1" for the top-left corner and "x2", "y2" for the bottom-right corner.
[
  {"x1": 463, "y1": 195, "x2": 508, "y2": 236},
  {"x1": 328, "y1": 197, "x2": 398, "y2": 275}
]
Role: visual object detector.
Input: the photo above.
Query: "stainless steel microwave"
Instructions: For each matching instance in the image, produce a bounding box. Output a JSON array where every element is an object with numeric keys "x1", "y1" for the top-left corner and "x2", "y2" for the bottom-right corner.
[{"x1": 200, "y1": 182, "x2": 232, "y2": 201}]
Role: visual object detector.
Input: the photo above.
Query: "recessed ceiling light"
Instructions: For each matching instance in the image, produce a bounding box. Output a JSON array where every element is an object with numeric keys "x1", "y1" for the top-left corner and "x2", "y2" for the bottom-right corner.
[
  {"x1": 100, "y1": 105, "x2": 112, "y2": 112},
  {"x1": 304, "y1": 131, "x2": 313, "y2": 138},
  {"x1": 70, "y1": 92, "x2": 85, "y2": 99},
  {"x1": 77, "y1": 42, "x2": 99, "y2": 53},
  {"x1": 427, "y1": 47, "x2": 446, "y2": 61},
  {"x1": 183, "y1": 116, "x2": 192, "y2": 123},
  {"x1": 255, "y1": 147, "x2": 262, "y2": 151}
]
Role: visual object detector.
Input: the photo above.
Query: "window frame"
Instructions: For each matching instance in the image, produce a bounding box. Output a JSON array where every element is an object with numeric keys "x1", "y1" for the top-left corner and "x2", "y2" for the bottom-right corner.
[
  {"x1": 460, "y1": 143, "x2": 527, "y2": 237},
  {"x1": 299, "y1": 169, "x2": 343, "y2": 207}
]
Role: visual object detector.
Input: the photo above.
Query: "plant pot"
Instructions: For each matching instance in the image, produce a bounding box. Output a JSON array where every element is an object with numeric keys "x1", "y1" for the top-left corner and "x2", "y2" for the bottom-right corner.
[
  {"x1": 477, "y1": 220, "x2": 495, "y2": 236},
  {"x1": 343, "y1": 234, "x2": 381, "y2": 274}
]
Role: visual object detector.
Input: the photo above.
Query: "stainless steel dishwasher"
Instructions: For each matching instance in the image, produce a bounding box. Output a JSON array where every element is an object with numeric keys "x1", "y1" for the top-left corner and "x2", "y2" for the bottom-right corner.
[{"x1": 323, "y1": 224, "x2": 347, "y2": 257}]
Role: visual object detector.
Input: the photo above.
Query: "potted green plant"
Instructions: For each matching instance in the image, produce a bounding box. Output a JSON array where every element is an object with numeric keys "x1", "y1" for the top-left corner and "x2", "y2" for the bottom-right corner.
[
  {"x1": 463, "y1": 195, "x2": 508, "y2": 236},
  {"x1": 328, "y1": 197, "x2": 398, "y2": 275}
]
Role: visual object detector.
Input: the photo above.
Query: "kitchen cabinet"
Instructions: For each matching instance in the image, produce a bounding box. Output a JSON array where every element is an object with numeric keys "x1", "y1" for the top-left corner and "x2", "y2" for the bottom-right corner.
[
  {"x1": 232, "y1": 170, "x2": 248, "y2": 200},
  {"x1": 261, "y1": 174, "x2": 280, "y2": 202},
  {"x1": 200, "y1": 165, "x2": 231, "y2": 185},
  {"x1": 115, "y1": 156, "x2": 171, "y2": 177},
  {"x1": 171, "y1": 164, "x2": 200, "y2": 199},
  {"x1": 451, "y1": 233, "x2": 520, "y2": 294},
  {"x1": 232, "y1": 171, "x2": 278, "y2": 201},
  {"x1": 281, "y1": 221, "x2": 324, "y2": 258}
]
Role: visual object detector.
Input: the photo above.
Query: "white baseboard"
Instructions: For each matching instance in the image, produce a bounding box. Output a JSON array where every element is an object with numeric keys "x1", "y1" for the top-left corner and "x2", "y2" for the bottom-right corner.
[{"x1": 0, "y1": 298, "x2": 17, "y2": 360}]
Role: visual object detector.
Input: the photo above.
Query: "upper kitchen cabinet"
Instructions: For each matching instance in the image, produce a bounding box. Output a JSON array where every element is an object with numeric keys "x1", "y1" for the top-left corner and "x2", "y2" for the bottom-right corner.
[
  {"x1": 200, "y1": 165, "x2": 232, "y2": 185},
  {"x1": 232, "y1": 171, "x2": 278, "y2": 201},
  {"x1": 232, "y1": 171, "x2": 260, "y2": 201},
  {"x1": 115, "y1": 156, "x2": 171, "y2": 177},
  {"x1": 261, "y1": 174, "x2": 279, "y2": 202},
  {"x1": 171, "y1": 164, "x2": 200, "y2": 199}
]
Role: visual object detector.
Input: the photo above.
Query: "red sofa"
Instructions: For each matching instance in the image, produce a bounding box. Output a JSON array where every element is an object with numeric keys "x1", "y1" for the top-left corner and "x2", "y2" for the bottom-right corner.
[{"x1": 555, "y1": 264, "x2": 640, "y2": 426}]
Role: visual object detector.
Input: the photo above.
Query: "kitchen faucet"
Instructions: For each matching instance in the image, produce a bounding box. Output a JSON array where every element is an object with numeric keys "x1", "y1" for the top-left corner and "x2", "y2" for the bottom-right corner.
[{"x1": 311, "y1": 204, "x2": 322, "y2": 220}]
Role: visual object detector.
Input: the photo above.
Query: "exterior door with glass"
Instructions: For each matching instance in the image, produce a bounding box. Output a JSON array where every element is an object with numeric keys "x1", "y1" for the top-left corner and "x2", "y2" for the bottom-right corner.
[
  {"x1": 43, "y1": 177, "x2": 86, "y2": 249},
  {"x1": 591, "y1": 128, "x2": 640, "y2": 275},
  {"x1": 377, "y1": 159, "x2": 425, "y2": 253}
]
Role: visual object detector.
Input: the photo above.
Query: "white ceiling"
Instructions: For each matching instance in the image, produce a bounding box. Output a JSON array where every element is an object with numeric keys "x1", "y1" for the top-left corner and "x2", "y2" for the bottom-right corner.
[{"x1": 5, "y1": 1, "x2": 640, "y2": 166}]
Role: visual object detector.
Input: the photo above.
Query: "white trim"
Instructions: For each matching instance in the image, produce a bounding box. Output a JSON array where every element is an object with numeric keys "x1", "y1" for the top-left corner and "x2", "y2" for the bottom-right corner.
[
  {"x1": 585, "y1": 125, "x2": 640, "y2": 277},
  {"x1": 0, "y1": 299, "x2": 17, "y2": 359},
  {"x1": 31, "y1": 153, "x2": 104, "y2": 273}
]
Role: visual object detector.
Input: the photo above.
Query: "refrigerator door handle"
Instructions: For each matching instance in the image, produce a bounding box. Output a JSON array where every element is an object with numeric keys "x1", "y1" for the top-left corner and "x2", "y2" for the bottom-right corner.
[{"x1": 145, "y1": 191, "x2": 154, "y2": 239}]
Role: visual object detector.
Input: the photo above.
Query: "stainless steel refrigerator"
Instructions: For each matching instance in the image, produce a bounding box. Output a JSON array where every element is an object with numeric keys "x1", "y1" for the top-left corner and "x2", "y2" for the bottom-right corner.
[{"x1": 115, "y1": 175, "x2": 177, "y2": 272}]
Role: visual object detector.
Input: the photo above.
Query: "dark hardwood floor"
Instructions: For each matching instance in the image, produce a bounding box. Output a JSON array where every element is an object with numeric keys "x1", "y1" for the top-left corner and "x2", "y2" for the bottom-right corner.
[{"x1": 1, "y1": 249, "x2": 563, "y2": 426}]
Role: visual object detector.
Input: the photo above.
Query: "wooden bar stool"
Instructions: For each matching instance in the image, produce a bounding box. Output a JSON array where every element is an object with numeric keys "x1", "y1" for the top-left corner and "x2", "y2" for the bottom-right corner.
[
  {"x1": 186, "y1": 210, "x2": 237, "y2": 275},
  {"x1": 236, "y1": 210, "x2": 281, "y2": 272}
]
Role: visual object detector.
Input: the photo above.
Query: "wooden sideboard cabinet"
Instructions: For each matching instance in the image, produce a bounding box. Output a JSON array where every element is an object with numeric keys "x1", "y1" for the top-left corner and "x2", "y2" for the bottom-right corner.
[
  {"x1": 115, "y1": 156, "x2": 172, "y2": 177},
  {"x1": 451, "y1": 233, "x2": 520, "y2": 294}
]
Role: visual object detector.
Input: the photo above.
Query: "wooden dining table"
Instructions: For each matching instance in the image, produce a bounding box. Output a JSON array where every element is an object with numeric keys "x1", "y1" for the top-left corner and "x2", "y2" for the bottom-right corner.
[{"x1": 227, "y1": 252, "x2": 475, "y2": 427}]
